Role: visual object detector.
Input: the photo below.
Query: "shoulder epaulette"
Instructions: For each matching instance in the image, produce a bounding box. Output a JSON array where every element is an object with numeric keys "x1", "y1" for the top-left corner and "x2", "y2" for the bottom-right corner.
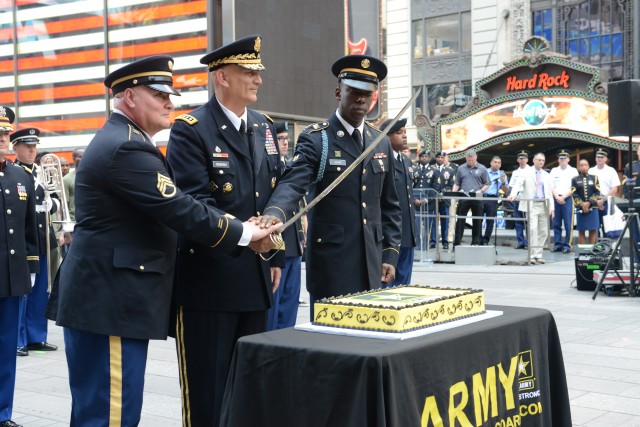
[
  {"x1": 175, "y1": 114, "x2": 198, "y2": 126},
  {"x1": 365, "y1": 121, "x2": 381, "y2": 132},
  {"x1": 305, "y1": 121, "x2": 329, "y2": 133},
  {"x1": 262, "y1": 113, "x2": 274, "y2": 123}
]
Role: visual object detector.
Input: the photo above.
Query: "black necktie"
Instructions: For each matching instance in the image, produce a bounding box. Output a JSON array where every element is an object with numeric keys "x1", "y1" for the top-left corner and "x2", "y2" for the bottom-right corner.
[
  {"x1": 352, "y1": 129, "x2": 362, "y2": 150},
  {"x1": 240, "y1": 119, "x2": 252, "y2": 159}
]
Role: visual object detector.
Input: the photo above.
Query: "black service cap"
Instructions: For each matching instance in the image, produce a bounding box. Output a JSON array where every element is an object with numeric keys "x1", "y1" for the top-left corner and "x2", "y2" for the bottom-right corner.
[{"x1": 104, "y1": 55, "x2": 180, "y2": 96}]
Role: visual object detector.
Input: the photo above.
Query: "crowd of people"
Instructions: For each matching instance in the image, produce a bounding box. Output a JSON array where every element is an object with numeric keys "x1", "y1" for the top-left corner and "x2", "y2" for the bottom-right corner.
[{"x1": 0, "y1": 33, "x2": 638, "y2": 427}]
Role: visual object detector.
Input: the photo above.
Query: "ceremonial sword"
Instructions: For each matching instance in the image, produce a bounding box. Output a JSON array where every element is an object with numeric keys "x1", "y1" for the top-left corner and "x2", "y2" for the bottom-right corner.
[{"x1": 266, "y1": 88, "x2": 421, "y2": 250}]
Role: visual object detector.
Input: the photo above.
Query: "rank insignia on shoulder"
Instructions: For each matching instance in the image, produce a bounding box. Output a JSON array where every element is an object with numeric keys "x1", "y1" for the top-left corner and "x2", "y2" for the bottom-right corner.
[
  {"x1": 365, "y1": 121, "x2": 381, "y2": 132},
  {"x1": 307, "y1": 121, "x2": 329, "y2": 133},
  {"x1": 293, "y1": 154, "x2": 300, "y2": 162},
  {"x1": 263, "y1": 113, "x2": 274, "y2": 123},
  {"x1": 157, "y1": 173, "x2": 177, "y2": 198},
  {"x1": 175, "y1": 114, "x2": 198, "y2": 125},
  {"x1": 271, "y1": 176, "x2": 276, "y2": 188},
  {"x1": 223, "y1": 182, "x2": 233, "y2": 193}
]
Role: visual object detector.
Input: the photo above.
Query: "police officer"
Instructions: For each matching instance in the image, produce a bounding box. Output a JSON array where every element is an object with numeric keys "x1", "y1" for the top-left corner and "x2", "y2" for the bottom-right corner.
[
  {"x1": 382, "y1": 118, "x2": 416, "y2": 287},
  {"x1": 257, "y1": 54, "x2": 401, "y2": 309},
  {"x1": 0, "y1": 106, "x2": 39, "y2": 427},
  {"x1": 430, "y1": 150, "x2": 455, "y2": 249},
  {"x1": 54, "y1": 55, "x2": 279, "y2": 426},
  {"x1": 166, "y1": 35, "x2": 285, "y2": 427},
  {"x1": 267, "y1": 121, "x2": 305, "y2": 329},
  {"x1": 12, "y1": 128, "x2": 59, "y2": 356}
]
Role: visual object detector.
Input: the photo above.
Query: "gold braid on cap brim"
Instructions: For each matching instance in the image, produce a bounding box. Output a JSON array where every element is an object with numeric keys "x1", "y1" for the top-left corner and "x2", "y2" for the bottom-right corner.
[
  {"x1": 0, "y1": 124, "x2": 13, "y2": 132},
  {"x1": 208, "y1": 53, "x2": 264, "y2": 70}
]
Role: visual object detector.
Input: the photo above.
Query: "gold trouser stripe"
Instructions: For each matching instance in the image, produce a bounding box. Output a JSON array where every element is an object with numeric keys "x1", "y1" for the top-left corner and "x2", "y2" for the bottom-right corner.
[
  {"x1": 109, "y1": 336, "x2": 123, "y2": 427},
  {"x1": 176, "y1": 306, "x2": 191, "y2": 427},
  {"x1": 568, "y1": 197, "x2": 575, "y2": 247}
]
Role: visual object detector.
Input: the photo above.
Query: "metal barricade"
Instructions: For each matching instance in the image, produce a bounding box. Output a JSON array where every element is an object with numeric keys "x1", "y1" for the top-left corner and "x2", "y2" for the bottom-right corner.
[{"x1": 412, "y1": 190, "x2": 550, "y2": 263}]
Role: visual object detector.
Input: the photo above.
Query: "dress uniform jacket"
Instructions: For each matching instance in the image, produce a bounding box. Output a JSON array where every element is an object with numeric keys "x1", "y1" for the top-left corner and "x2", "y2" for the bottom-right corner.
[
  {"x1": 14, "y1": 161, "x2": 58, "y2": 253},
  {"x1": 571, "y1": 174, "x2": 600, "y2": 207},
  {"x1": 430, "y1": 165, "x2": 455, "y2": 207},
  {"x1": 623, "y1": 160, "x2": 640, "y2": 198},
  {"x1": 55, "y1": 113, "x2": 244, "y2": 340},
  {"x1": 263, "y1": 113, "x2": 402, "y2": 297},
  {"x1": 166, "y1": 96, "x2": 283, "y2": 312},
  {"x1": 395, "y1": 154, "x2": 416, "y2": 248},
  {"x1": 0, "y1": 160, "x2": 38, "y2": 297}
]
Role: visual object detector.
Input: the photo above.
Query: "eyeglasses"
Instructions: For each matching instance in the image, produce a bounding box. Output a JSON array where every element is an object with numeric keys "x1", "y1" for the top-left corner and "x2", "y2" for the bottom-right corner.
[{"x1": 277, "y1": 136, "x2": 292, "y2": 143}]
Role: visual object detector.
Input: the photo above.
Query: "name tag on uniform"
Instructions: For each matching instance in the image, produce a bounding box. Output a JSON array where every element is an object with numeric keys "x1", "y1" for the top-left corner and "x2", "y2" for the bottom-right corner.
[
  {"x1": 212, "y1": 161, "x2": 230, "y2": 168},
  {"x1": 329, "y1": 159, "x2": 347, "y2": 166}
]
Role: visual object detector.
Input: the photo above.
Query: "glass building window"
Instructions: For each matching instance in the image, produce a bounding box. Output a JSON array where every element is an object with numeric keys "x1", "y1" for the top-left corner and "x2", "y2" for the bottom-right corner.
[
  {"x1": 413, "y1": 13, "x2": 470, "y2": 58},
  {"x1": 412, "y1": 20, "x2": 424, "y2": 59},
  {"x1": 414, "y1": 81, "x2": 472, "y2": 120},
  {"x1": 554, "y1": 0, "x2": 626, "y2": 80},
  {"x1": 533, "y1": 9, "x2": 553, "y2": 43}
]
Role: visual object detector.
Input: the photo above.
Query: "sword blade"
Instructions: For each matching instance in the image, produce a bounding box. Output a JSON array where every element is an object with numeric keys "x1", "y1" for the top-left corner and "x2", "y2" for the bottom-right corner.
[{"x1": 278, "y1": 88, "x2": 421, "y2": 233}]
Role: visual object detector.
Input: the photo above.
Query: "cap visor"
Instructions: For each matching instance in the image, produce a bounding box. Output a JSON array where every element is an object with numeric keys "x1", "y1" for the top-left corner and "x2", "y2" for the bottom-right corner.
[
  {"x1": 147, "y1": 83, "x2": 180, "y2": 96},
  {"x1": 341, "y1": 78, "x2": 377, "y2": 92}
]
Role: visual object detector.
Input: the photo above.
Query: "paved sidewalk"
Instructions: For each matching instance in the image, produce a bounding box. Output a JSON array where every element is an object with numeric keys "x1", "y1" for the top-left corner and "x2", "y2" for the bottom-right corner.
[{"x1": 12, "y1": 255, "x2": 640, "y2": 426}]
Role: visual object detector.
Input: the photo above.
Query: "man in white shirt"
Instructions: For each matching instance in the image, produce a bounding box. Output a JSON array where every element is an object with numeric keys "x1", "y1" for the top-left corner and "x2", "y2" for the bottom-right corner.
[
  {"x1": 588, "y1": 147, "x2": 620, "y2": 233},
  {"x1": 550, "y1": 149, "x2": 578, "y2": 253},
  {"x1": 508, "y1": 150, "x2": 531, "y2": 249},
  {"x1": 509, "y1": 152, "x2": 555, "y2": 264}
]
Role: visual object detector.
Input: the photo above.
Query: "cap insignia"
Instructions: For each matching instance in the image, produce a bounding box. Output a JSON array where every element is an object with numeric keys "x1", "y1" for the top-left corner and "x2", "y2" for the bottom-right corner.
[
  {"x1": 168, "y1": 60, "x2": 173, "y2": 71},
  {"x1": 254, "y1": 37, "x2": 261, "y2": 52},
  {"x1": 361, "y1": 58, "x2": 370, "y2": 69}
]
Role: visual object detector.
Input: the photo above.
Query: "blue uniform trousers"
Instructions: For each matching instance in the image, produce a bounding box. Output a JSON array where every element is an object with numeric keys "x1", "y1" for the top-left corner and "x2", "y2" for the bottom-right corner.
[
  {"x1": 267, "y1": 255, "x2": 302, "y2": 330},
  {"x1": 553, "y1": 198, "x2": 574, "y2": 250},
  {"x1": 64, "y1": 327, "x2": 148, "y2": 427},
  {"x1": 386, "y1": 247, "x2": 415, "y2": 288},
  {"x1": 429, "y1": 205, "x2": 449, "y2": 246},
  {"x1": 0, "y1": 296, "x2": 20, "y2": 422},
  {"x1": 18, "y1": 253, "x2": 49, "y2": 347},
  {"x1": 513, "y1": 201, "x2": 528, "y2": 247}
]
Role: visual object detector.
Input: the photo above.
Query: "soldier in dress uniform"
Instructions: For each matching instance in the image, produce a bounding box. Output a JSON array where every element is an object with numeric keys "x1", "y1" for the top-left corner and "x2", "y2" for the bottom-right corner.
[
  {"x1": 54, "y1": 55, "x2": 279, "y2": 426},
  {"x1": 0, "y1": 106, "x2": 39, "y2": 427},
  {"x1": 166, "y1": 35, "x2": 285, "y2": 427},
  {"x1": 256, "y1": 54, "x2": 401, "y2": 312},
  {"x1": 11, "y1": 128, "x2": 59, "y2": 356},
  {"x1": 413, "y1": 149, "x2": 433, "y2": 250},
  {"x1": 267, "y1": 121, "x2": 305, "y2": 329},
  {"x1": 572, "y1": 159, "x2": 600, "y2": 244},
  {"x1": 381, "y1": 118, "x2": 416, "y2": 286},
  {"x1": 429, "y1": 151, "x2": 455, "y2": 249}
]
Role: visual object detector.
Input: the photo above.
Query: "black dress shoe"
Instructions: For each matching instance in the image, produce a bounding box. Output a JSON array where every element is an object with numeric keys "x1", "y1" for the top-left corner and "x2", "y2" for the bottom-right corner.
[
  {"x1": 442, "y1": 243, "x2": 449, "y2": 249},
  {"x1": 429, "y1": 243, "x2": 436, "y2": 249},
  {"x1": 26, "y1": 342, "x2": 58, "y2": 351},
  {"x1": 0, "y1": 420, "x2": 23, "y2": 427},
  {"x1": 515, "y1": 245, "x2": 527, "y2": 249},
  {"x1": 562, "y1": 248, "x2": 570, "y2": 254},
  {"x1": 16, "y1": 347, "x2": 28, "y2": 357},
  {"x1": 551, "y1": 247, "x2": 562, "y2": 252}
]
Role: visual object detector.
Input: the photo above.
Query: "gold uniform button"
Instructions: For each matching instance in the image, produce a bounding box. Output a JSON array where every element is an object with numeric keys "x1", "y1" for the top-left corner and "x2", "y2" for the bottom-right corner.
[
  {"x1": 4, "y1": 189, "x2": 8, "y2": 194},
  {"x1": 139, "y1": 265, "x2": 145, "y2": 271},
  {"x1": 317, "y1": 238, "x2": 322, "y2": 243},
  {"x1": 255, "y1": 192, "x2": 260, "y2": 198},
  {"x1": 363, "y1": 219, "x2": 367, "y2": 225},
  {"x1": 0, "y1": 172, "x2": 3, "y2": 176},
  {"x1": 362, "y1": 185, "x2": 366, "y2": 191},
  {"x1": 189, "y1": 249, "x2": 195, "y2": 254},
  {"x1": 256, "y1": 211, "x2": 261, "y2": 216},
  {"x1": 39, "y1": 224, "x2": 42, "y2": 228},
  {"x1": 362, "y1": 169, "x2": 366, "y2": 174},
  {"x1": 36, "y1": 196, "x2": 40, "y2": 200},
  {"x1": 6, "y1": 209, "x2": 11, "y2": 214},
  {"x1": 9, "y1": 229, "x2": 13, "y2": 234},
  {"x1": 10, "y1": 249, "x2": 15, "y2": 254},
  {"x1": 362, "y1": 202, "x2": 366, "y2": 208}
]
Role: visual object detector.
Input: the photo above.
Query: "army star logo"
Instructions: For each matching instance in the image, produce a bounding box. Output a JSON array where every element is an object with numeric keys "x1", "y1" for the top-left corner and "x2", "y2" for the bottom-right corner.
[{"x1": 157, "y1": 173, "x2": 177, "y2": 198}]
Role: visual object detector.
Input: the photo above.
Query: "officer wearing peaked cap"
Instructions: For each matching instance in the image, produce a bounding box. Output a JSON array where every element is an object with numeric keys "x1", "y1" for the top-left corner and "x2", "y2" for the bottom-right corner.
[
  {"x1": 0, "y1": 106, "x2": 38, "y2": 427},
  {"x1": 54, "y1": 55, "x2": 279, "y2": 426},
  {"x1": 257, "y1": 54, "x2": 401, "y2": 317},
  {"x1": 166, "y1": 35, "x2": 284, "y2": 427},
  {"x1": 550, "y1": 148, "x2": 578, "y2": 253},
  {"x1": 589, "y1": 146, "x2": 620, "y2": 230},
  {"x1": 11, "y1": 127, "x2": 60, "y2": 357}
]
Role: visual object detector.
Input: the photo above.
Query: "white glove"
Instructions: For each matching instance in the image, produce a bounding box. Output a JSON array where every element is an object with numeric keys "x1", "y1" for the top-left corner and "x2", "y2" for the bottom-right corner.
[
  {"x1": 44, "y1": 195, "x2": 54, "y2": 212},
  {"x1": 30, "y1": 273, "x2": 36, "y2": 287}
]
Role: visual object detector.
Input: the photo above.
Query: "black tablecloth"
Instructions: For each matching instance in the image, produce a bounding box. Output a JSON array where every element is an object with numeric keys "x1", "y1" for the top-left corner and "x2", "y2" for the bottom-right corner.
[{"x1": 220, "y1": 305, "x2": 571, "y2": 427}]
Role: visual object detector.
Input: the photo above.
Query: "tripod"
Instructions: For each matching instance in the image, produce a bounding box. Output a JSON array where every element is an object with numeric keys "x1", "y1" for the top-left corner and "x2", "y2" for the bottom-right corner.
[{"x1": 593, "y1": 134, "x2": 640, "y2": 299}]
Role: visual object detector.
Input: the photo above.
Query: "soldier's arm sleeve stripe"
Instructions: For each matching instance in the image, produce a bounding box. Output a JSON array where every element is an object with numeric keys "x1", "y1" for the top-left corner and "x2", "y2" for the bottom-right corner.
[
  {"x1": 383, "y1": 247, "x2": 400, "y2": 254},
  {"x1": 264, "y1": 205, "x2": 287, "y2": 222},
  {"x1": 27, "y1": 256, "x2": 39, "y2": 260},
  {"x1": 210, "y1": 215, "x2": 229, "y2": 248}
]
